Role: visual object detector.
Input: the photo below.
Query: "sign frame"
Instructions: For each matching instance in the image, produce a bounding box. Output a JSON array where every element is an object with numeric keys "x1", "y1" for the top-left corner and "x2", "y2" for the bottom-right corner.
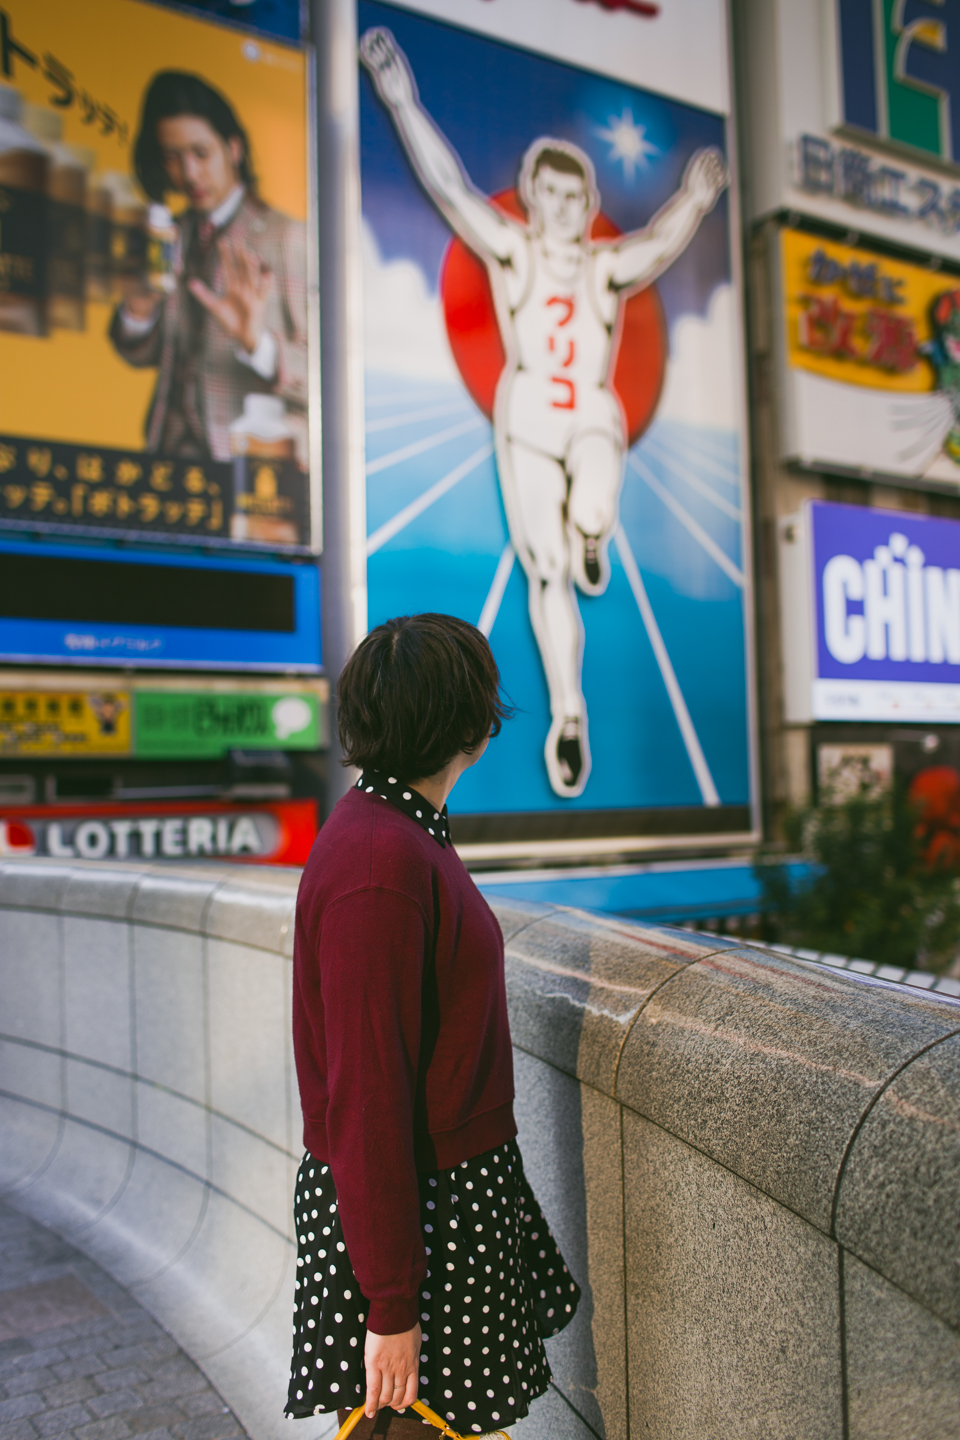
[
  {"x1": 737, "y1": 0, "x2": 960, "y2": 264},
  {"x1": 0, "y1": 797, "x2": 318, "y2": 865},
  {"x1": 0, "y1": 0, "x2": 323, "y2": 556},
  {"x1": 0, "y1": 671, "x2": 328, "y2": 758},
  {"x1": 780, "y1": 498, "x2": 960, "y2": 725},
  {"x1": 0, "y1": 535, "x2": 322, "y2": 673},
  {"x1": 773, "y1": 217, "x2": 960, "y2": 495},
  {"x1": 339, "y1": 0, "x2": 761, "y2": 863}
]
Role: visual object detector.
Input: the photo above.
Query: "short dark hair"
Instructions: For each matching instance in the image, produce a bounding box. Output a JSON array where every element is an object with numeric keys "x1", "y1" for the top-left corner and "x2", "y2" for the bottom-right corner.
[
  {"x1": 337, "y1": 614, "x2": 513, "y2": 779},
  {"x1": 531, "y1": 146, "x2": 587, "y2": 182},
  {"x1": 133, "y1": 71, "x2": 256, "y2": 203}
]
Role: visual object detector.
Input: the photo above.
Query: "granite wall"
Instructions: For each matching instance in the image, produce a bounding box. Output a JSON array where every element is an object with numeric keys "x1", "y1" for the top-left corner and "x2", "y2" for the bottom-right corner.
[{"x1": 0, "y1": 860, "x2": 957, "y2": 1440}]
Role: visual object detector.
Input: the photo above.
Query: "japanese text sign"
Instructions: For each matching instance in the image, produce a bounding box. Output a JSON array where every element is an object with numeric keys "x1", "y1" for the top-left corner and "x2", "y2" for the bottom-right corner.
[{"x1": 780, "y1": 227, "x2": 960, "y2": 487}]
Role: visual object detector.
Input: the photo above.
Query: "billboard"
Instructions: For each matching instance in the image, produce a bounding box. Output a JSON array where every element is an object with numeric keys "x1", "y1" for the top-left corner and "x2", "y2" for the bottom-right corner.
[
  {"x1": 0, "y1": 679, "x2": 323, "y2": 756},
  {"x1": 737, "y1": 0, "x2": 960, "y2": 265},
  {"x1": 0, "y1": 686, "x2": 131, "y2": 756},
  {"x1": 781, "y1": 499, "x2": 960, "y2": 723},
  {"x1": 0, "y1": 0, "x2": 318, "y2": 551},
  {"x1": 0, "y1": 535, "x2": 321, "y2": 671},
  {"x1": 837, "y1": 0, "x2": 960, "y2": 168},
  {"x1": 133, "y1": 686, "x2": 321, "y2": 756},
  {"x1": 779, "y1": 227, "x2": 960, "y2": 488},
  {"x1": 0, "y1": 797, "x2": 318, "y2": 863},
  {"x1": 356, "y1": 0, "x2": 755, "y2": 852}
]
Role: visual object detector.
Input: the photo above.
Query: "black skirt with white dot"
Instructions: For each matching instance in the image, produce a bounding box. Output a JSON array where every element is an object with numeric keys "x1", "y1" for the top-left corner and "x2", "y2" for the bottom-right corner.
[{"x1": 285, "y1": 1140, "x2": 579, "y2": 1434}]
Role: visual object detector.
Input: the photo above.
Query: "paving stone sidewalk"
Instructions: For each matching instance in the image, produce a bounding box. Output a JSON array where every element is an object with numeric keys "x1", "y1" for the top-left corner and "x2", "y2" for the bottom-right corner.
[{"x1": 0, "y1": 1200, "x2": 249, "y2": 1440}]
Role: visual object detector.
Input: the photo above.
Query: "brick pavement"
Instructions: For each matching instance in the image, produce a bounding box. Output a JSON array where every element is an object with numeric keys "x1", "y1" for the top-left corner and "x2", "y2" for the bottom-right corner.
[{"x1": 0, "y1": 1201, "x2": 250, "y2": 1440}]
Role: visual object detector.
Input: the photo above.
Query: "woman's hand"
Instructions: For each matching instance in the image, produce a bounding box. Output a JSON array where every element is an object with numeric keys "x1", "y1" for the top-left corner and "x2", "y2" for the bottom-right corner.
[
  {"x1": 188, "y1": 238, "x2": 273, "y2": 355},
  {"x1": 363, "y1": 1322, "x2": 421, "y2": 1419}
]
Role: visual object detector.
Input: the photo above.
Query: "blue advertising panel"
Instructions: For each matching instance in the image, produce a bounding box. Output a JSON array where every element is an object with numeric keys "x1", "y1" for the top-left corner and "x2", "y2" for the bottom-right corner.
[
  {"x1": 0, "y1": 537, "x2": 320, "y2": 672},
  {"x1": 148, "y1": 0, "x2": 305, "y2": 43},
  {"x1": 809, "y1": 499, "x2": 960, "y2": 721},
  {"x1": 837, "y1": 0, "x2": 960, "y2": 166},
  {"x1": 357, "y1": 0, "x2": 755, "y2": 847}
]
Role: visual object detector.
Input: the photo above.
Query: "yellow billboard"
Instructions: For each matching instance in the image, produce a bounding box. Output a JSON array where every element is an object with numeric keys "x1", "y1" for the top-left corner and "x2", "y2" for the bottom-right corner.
[
  {"x1": 0, "y1": 689, "x2": 130, "y2": 755},
  {"x1": 781, "y1": 227, "x2": 952, "y2": 394},
  {"x1": 0, "y1": 0, "x2": 314, "y2": 547},
  {"x1": 780, "y1": 227, "x2": 960, "y2": 483}
]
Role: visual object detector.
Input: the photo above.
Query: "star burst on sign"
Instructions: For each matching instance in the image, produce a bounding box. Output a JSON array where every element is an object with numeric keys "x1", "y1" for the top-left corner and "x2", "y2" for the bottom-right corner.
[{"x1": 595, "y1": 107, "x2": 659, "y2": 181}]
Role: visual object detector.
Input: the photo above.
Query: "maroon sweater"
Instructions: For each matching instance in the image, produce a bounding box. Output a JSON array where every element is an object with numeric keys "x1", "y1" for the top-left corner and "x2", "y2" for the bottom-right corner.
[{"x1": 292, "y1": 785, "x2": 516, "y2": 1335}]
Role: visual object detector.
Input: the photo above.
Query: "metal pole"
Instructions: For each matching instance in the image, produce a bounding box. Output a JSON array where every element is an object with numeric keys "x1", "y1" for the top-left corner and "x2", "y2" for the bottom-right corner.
[{"x1": 311, "y1": 0, "x2": 368, "y2": 809}]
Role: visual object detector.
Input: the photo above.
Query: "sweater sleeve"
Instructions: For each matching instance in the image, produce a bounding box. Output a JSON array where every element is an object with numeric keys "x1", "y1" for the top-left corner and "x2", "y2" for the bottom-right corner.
[{"x1": 318, "y1": 886, "x2": 428, "y2": 1335}]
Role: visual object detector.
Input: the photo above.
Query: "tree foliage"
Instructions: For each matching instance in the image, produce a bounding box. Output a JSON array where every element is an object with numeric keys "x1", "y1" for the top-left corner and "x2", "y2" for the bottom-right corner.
[{"x1": 757, "y1": 784, "x2": 960, "y2": 974}]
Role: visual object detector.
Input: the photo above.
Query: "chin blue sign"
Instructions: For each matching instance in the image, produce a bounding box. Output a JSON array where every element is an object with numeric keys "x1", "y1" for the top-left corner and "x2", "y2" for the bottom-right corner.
[
  {"x1": 791, "y1": 499, "x2": 960, "y2": 721},
  {"x1": 0, "y1": 537, "x2": 321, "y2": 672}
]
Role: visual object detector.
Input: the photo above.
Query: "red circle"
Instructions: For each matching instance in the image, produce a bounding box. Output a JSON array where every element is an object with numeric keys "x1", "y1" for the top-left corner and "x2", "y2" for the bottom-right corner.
[{"x1": 440, "y1": 189, "x2": 667, "y2": 447}]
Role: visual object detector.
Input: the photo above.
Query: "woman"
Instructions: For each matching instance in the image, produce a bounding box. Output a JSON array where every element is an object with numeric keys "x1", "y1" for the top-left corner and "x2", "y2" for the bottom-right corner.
[
  {"x1": 111, "y1": 70, "x2": 308, "y2": 464},
  {"x1": 286, "y1": 614, "x2": 579, "y2": 1438}
]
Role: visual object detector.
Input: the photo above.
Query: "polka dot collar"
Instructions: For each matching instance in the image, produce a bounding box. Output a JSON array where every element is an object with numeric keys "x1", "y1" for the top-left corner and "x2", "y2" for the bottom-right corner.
[{"x1": 355, "y1": 771, "x2": 450, "y2": 847}]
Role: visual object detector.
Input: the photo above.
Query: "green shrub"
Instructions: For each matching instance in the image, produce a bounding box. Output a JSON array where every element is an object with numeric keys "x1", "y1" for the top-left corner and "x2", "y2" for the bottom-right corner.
[{"x1": 756, "y1": 785, "x2": 960, "y2": 974}]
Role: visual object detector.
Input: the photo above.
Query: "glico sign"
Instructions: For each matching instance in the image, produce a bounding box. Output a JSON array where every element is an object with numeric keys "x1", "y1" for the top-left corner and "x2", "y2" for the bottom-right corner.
[
  {"x1": 781, "y1": 500, "x2": 960, "y2": 723},
  {"x1": 838, "y1": 0, "x2": 960, "y2": 167}
]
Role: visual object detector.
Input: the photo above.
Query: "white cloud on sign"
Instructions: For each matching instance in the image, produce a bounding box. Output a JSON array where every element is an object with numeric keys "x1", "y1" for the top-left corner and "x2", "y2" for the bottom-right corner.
[
  {"x1": 362, "y1": 227, "x2": 742, "y2": 433},
  {"x1": 657, "y1": 283, "x2": 740, "y2": 432},
  {"x1": 362, "y1": 221, "x2": 460, "y2": 382}
]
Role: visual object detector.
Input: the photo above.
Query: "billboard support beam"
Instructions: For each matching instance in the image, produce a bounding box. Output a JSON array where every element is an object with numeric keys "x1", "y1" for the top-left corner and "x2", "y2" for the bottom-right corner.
[{"x1": 313, "y1": 0, "x2": 369, "y2": 806}]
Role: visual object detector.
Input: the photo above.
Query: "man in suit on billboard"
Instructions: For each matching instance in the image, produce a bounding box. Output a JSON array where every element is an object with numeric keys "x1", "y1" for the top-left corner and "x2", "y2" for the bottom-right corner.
[
  {"x1": 111, "y1": 71, "x2": 308, "y2": 466},
  {"x1": 361, "y1": 28, "x2": 726, "y2": 798}
]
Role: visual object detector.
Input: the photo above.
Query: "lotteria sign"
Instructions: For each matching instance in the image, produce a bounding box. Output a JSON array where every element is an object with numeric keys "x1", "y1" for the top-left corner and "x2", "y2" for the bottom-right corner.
[
  {"x1": 782, "y1": 499, "x2": 960, "y2": 722},
  {"x1": 0, "y1": 799, "x2": 318, "y2": 865}
]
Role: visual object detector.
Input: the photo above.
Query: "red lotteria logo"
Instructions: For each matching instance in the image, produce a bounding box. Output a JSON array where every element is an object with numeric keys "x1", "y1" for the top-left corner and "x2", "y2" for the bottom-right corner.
[
  {"x1": 0, "y1": 801, "x2": 317, "y2": 866},
  {"x1": 0, "y1": 820, "x2": 37, "y2": 857}
]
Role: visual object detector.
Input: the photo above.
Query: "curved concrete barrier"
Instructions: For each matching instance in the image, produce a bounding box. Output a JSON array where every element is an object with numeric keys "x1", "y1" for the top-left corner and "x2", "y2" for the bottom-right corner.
[{"x1": 1, "y1": 860, "x2": 958, "y2": 1440}]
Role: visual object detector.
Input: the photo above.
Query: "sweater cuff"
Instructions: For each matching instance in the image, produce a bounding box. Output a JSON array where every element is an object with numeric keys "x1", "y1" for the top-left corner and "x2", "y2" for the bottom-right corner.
[{"x1": 365, "y1": 1294, "x2": 421, "y2": 1336}]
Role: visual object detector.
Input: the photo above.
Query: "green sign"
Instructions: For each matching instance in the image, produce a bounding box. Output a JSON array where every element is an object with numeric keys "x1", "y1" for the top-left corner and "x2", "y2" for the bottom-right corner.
[
  {"x1": 840, "y1": 0, "x2": 960, "y2": 166},
  {"x1": 878, "y1": 0, "x2": 944, "y2": 162},
  {"x1": 134, "y1": 691, "x2": 321, "y2": 758}
]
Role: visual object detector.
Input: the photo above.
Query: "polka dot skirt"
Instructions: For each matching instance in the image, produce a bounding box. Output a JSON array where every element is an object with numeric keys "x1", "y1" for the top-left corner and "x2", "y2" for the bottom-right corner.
[{"x1": 285, "y1": 1140, "x2": 580, "y2": 1434}]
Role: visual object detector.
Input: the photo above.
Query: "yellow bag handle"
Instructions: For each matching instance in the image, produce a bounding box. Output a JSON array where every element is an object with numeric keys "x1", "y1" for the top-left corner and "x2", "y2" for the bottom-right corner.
[{"x1": 334, "y1": 1400, "x2": 509, "y2": 1439}]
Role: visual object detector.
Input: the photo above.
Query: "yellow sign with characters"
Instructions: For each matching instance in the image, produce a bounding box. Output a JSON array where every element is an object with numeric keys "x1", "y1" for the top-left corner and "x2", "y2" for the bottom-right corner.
[
  {"x1": 781, "y1": 228, "x2": 957, "y2": 395},
  {"x1": 0, "y1": 0, "x2": 313, "y2": 550},
  {"x1": 0, "y1": 0, "x2": 308, "y2": 452},
  {"x1": 0, "y1": 690, "x2": 131, "y2": 756}
]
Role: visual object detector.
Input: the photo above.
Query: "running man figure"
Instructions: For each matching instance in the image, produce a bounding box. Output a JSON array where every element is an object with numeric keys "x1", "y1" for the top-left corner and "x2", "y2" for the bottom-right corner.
[{"x1": 361, "y1": 28, "x2": 727, "y2": 798}]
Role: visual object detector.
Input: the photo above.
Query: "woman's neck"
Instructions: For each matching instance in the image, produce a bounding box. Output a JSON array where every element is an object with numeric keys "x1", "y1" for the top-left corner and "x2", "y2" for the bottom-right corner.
[
  {"x1": 408, "y1": 768, "x2": 455, "y2": 813},
  {"x1": 407, "y1": 739, "x2": 488, "y2": 813}
]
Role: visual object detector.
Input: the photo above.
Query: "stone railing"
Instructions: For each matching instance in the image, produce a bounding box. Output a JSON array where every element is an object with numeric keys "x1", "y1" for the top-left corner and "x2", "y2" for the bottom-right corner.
[{"x1": 1, "y1": 860, "x2": 957, "y2": 1440}]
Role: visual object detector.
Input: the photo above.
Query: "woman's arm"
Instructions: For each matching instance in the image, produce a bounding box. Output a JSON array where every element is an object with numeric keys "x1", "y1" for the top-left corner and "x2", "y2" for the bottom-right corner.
[{"x1": 316, "y1": 887, "x2": 429, "y2": 1336}]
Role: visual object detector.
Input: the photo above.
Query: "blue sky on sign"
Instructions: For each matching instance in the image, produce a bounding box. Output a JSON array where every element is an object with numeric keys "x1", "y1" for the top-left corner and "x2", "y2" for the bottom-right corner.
[{"x1": 357, "y1": 0, "x2": 730, "y2": 328}]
